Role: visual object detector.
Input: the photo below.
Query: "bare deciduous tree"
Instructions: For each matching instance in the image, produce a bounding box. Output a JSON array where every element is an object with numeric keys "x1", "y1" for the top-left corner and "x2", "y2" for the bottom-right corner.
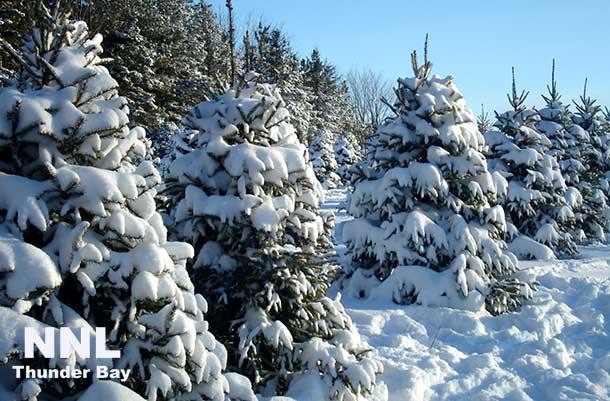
[{"x1": 347, "y1": 67, "x2": 393, "y2": 143}]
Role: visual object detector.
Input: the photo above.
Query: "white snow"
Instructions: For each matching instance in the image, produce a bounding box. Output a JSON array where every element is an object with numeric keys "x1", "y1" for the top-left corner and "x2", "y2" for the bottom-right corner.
[
  {"x1": 508, "y1": 235, "x2": 555, "y2": 261},
  {"x1": 0, "y1": 226, "x2": 61, "y2": 305},
  {"x1": 76, "y1": 381, "x2": 146, "y2": 401},
  {"x1": 324, "y1": 187, "x2": 610, "y2": 401},
  {"x1": 225, "y1": 372, "x2": 257, "y2": 401}
]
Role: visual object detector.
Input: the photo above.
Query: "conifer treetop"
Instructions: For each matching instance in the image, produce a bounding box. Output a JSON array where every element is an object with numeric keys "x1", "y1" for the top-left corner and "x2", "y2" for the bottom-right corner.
[
  {"x1": 542, "y1": 59, "x2": 562, "y2": 107},
  {"x1": 573, "y1": 78, "x2": 602, "y2": 129},
  {"x1": 477, "y1": 104, "x2": 492, "y2": 133},
  {"x1": 410, "y1": 33, "x2": 432, "y2": 83},
  {"x1": 507, "y1": 67, "x2": 529, "y2": 113}
]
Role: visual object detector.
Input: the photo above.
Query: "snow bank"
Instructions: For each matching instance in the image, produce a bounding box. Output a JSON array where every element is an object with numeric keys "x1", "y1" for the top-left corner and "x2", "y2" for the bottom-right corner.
[
  {"x1": 76, "y1": 381, "x2": 146, "y2": 401},
  {"x1": 343, "y1": 257, "x2": 610, "y2": 401}
]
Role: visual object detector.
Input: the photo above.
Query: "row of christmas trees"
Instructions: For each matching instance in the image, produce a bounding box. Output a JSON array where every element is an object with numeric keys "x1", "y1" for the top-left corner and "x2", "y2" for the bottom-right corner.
[
  {"x1": 0, "y1": 0, "x2": 363, "y2": 156},
  {"x1": 339, "y1": 41, "x2": 610, "y2": 317},
  {"x1": 0, "y1": 5, "x2": 386, "y2": 401},
  {"x1": 309, "y1": 131, "x2": 362, "y2": 189},
  {"x1": 311, "y1": 58, "x2": 610, "y2": 260},
  {"x1": 1, "y1": 4, "x2": 608, "y2": 401},
  {"x1": 312, "y1": 67, "x2": 610, "y2": 242}
]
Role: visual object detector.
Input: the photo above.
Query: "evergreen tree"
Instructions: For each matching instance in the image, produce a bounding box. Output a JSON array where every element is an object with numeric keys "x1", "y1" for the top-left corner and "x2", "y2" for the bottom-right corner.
[
  {"x1": 150, "y1": 0, "x2": 231, "y2": 161},
  {"x1": 163, "y1": 72, "x2": 386, "y2": 400},
  {"x1": 342, "y1": 41, "x2": 534, "y2": 315},
  {"x1": 194, "y1": 2, "x2": 231, "y2": 84},
  {"x1": 245, "y1": 22, "x2": 313, "y2": 142},
  {"x1": 572, "y1": 79, "x2": 610, "y2": 188},
  {"x1": 0, "y1": 7, "x2": 254, "y2": 400},
  {"x1": 309, "y1": 131, "x2": 341, "y2": 188},
  {"x1": 537, "y1": 62, "x2": 587, "y2": 185},
  {"x1": 487, "y1": 68, "x2": 577, "y2": 258},
  {"x1": 302, "y1": 48, "x2": 357, "y2": 138},
  {"x1": 334, "y1": 132, "x2": 363, "y2": 184},
  {"x1": 93, "y1": 0, "x2": 191, "y2": 129},
  {"x1": 573, "y1": 79, "x2": 605, "y2": 133},
  {"x1": 536, "y1": 61, "x2": 608, "y2": 242}
]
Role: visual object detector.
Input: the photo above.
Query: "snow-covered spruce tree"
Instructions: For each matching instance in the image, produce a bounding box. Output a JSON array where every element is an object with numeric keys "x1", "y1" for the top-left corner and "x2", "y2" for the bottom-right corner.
[
  {"x1": 0, "y1": 7, "x2": 255, "y2": 401},
  {"x1": 536, "y1": 61, "x2": 608, "y2": 243},
  {"x1": 309, "y1": 131, "x2": 342, "y2": 189},
  {"x1": 341, "y1": 41, "x2": 534, "y2": 315},
  {"x1": 333, "y1": 132, "x2": 363, "y2": 184},
  {"x1": 573, "y1": 79, "x2": 606, "y2": 134},
  {"x1": 164, "y1": 72, "x2": 386, "y2": 400},
  {"x1": 572, "y1": 79, "x2": 610, "y2": 188},
  {"x1": 486, "y1": 68, "x2": 577, "y2": 258}
]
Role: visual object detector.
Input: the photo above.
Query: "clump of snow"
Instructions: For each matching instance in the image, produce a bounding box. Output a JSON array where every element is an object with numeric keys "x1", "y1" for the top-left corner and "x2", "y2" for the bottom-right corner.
[
  {"x1": 0, "y1": 226, "x2": 61, "y2": 308},
  {"x1": 508, "y1": 236, "x2": 555, "y2": 261},
  {"x1": 225, "y1": 372, "x2": 258, "y2": 401},
  {"x1": 0, "y1": 307, "x2": 54, "y2": 361},
  {"x1": 76, "y1": 381, "x2": 146, "y2": 401}
]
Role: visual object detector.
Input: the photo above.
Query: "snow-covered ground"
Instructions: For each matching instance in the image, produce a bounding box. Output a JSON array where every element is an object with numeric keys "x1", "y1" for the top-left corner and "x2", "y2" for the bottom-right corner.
[{"x1": 325, "y1": 187, "x2": 610, "y2": 401}]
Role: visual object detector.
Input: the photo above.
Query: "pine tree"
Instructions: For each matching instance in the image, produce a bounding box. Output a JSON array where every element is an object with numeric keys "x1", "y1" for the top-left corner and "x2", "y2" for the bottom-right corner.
[
  {"x1": 0, "y1": 6, "x2": 254, "y2": 400},
  {"x1": 226, "y1": 0, "x2": 236, "y2": 85},
  {"x1": 245, "y1": 22, "x2": 314, "y2": 143},
  {"x1": 149, "y1": 0, "x2": 231, "y2": 162},
  {"x1": 302, "y1": 48, "x2": 357, "y2": 138},
  {"x1": 572, "y1": 79, "x2": 610, "y2": 187},
  {"x1": 195, "y1": 2, "x2": 231, "y2": 84},
  {"x1": 309, "y1": 131, "x2": 341, "y2": 188},
  {"x1": 342, "y1": 40, "x2": 534, "y2": 315},
  {"x1": 99, "y1": 0, "x2": 193, "y2": 129},
  {"x1": 573, "y1": 79, "x2": 604, "y2": 132},
  {"x1": 537, "y1": 61, "x2": 587, "y2": 185},
  {"x1": 334, "y1": 132, "x2": 363, "y2": 184},
  {"x1": 487, "y1": 68, "x2": 577, "y2": 258},
  {"x1": 163, "y1": 72, "x2": 386, "y2": 400},
  {"x1": 536, "y1": 61, "x2": 608, "y2": 243}
]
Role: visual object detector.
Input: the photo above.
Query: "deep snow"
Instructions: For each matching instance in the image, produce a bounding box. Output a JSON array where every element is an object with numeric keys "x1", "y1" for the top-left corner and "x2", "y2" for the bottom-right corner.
[{"x1": 325, "y1": 187, "x2": 610, "y2": 401}]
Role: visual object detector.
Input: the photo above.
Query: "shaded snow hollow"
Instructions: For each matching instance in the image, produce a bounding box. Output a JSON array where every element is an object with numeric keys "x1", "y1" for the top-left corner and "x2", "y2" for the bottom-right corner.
[{"x1": 325, "y1": 187, "x2": 610, "y2": 401}]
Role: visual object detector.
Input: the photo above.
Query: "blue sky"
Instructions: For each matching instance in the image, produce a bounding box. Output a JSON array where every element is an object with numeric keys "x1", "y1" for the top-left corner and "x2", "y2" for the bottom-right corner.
[{"x1": 212, "y1": 0, "x2": 610, "y2": 115}]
